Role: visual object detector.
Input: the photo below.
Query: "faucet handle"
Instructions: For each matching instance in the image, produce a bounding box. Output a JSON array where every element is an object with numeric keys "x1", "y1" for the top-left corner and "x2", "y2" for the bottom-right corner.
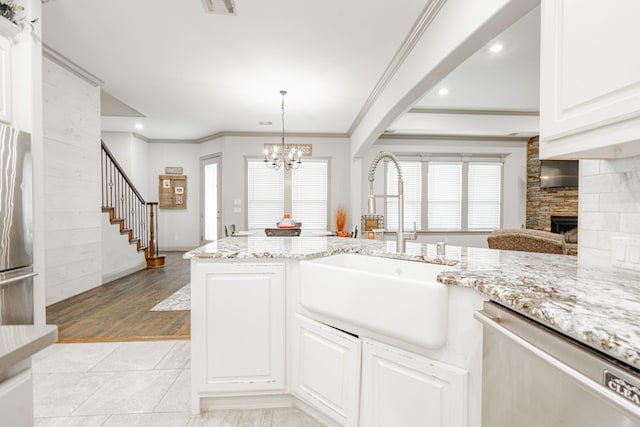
[{"x1": 406, "y1": 221, "x2": 417, "y2": 241}]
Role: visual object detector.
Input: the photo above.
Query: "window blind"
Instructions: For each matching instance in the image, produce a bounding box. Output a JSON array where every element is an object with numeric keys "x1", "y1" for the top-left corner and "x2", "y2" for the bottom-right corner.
[
  {"x1": 468, "y1": 163, "x2": 502, "y2": 230},
  {"x1": 247, "y1": 160, "x2": 284, "y2": 229},
  {"x1": 386, "y1": 161, "x2": 421, "y2": 232},
  {"x1": 428, "y1": 163, "x2": 462, "y2": 230},
  {"x1": 292, "y1": 160, "x2": 328, "y2": 230}
]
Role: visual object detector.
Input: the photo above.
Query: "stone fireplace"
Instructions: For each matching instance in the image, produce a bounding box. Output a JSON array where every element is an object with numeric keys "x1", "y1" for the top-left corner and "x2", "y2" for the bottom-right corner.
[{"x1": 526, "y1": 137, "x2": 579, "y2": 255}]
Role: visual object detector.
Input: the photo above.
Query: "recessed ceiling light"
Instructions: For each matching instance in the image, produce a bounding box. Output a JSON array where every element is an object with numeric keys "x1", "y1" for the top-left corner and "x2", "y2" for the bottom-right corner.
[
  {"x1": 134, "y1": 123, "x2": 144, "y2": 130},
  {"x1": 489, "y1": 43, "x2": 503, "y2": 53},
  {"x1": 438, "y1": 87, "x2": 449, "y2": 96}
]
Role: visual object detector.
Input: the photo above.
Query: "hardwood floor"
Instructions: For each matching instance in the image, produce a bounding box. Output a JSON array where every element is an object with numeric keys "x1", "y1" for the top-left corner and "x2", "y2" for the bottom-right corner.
[{"x1": 47, "y1": 252, "x2": 191, "y2": 343}]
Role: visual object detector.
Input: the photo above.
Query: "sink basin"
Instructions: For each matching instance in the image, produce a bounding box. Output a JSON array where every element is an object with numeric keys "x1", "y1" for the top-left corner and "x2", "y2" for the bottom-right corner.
[{"x1": 299, "y1": 254, "x2": 450, "y2": 349}]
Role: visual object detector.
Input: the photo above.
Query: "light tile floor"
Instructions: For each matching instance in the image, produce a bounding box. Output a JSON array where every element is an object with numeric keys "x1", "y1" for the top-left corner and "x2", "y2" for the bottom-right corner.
[{"x1": 32, "y1": 341, "x2": 324, "y2": 427}]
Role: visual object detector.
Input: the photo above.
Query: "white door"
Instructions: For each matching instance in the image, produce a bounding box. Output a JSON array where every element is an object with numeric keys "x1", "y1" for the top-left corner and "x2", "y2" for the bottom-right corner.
[{"x1": 201, "y1": 155, "x2": 221, "y2": 242}]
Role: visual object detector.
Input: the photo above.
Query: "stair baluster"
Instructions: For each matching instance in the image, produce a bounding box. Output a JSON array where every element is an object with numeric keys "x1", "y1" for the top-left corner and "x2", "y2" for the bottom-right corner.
[{"x1": 101, "y1": 141, "x2": 165, "y2": 268}]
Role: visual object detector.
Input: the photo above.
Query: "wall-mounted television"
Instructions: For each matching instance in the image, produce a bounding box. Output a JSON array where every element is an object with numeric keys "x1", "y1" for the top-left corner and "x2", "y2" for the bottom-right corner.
[{"x1": 540, "y1": 160, "x2": 579, "y2": 188}]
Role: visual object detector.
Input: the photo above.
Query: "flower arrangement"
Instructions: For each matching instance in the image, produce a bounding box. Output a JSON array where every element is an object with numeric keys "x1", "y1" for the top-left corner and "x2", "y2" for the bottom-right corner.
[
  {"x1": 0, "y1": 0, "x2": 37, "y2": 30},
  {"x1": 335, "y1": 206, "x2": 349, "y2": 237}
]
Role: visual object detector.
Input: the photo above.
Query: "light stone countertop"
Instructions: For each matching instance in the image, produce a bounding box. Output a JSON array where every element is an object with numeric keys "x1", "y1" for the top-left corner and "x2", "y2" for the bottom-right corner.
[
  {"x1": 185, "y1": 236, "x2": 640, "y2": 370},
  {"x1": 0, "y1": 324, "x2": 57, "y2": 375}
]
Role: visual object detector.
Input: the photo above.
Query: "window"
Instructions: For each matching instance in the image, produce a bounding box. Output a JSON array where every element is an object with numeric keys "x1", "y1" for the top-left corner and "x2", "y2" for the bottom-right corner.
[
  {"x1": 292, "y1": 160, "x2": 328, "y2": 230},
  {"x1": 247, "y1": 159, "x2": 329, "y2": 231},
  {"x1": 384, "y1": 157, "x2": 502, "y2": 231},
  {"x1": 247, "y1": 160, "x2": 284, "y2": 229},
  {"x1": 428, "y1": 163, "x2": 462, "y2": 230},
  {"x1": 386, "y1": 161, "x2": 421, "y2": 231},
  {"x1": 468, "y1": 163, "x2": 502, "y2": 230}
]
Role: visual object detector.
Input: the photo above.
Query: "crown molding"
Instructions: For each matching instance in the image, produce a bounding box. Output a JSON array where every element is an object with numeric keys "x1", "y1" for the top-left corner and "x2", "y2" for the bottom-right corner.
[
  {"x1": 378, "y1": 133, "x2": 532, "y2": 142},
  {"x1": 43, "y1": 44, "x2": 104, "y2": 87},
  {"x1": 408, "y1": 108, "x2": 539, "y2": 116},
  {"x1": 347, "y1": 0, "x2": 447, "y2": 136},
  {"x1": 139, "y1": 131, "x2": 350, "y2": 144}
]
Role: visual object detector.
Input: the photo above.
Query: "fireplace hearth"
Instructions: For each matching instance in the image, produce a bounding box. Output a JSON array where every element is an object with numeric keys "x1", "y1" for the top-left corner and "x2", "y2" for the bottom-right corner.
[{"x1": 551, "y1": 216, "x2": 578, "y2": 244}]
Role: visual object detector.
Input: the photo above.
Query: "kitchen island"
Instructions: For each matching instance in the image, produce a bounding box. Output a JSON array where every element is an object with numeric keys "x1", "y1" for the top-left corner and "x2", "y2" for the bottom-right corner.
[{"x1": 185, "y1": 236, "x2": 640, "y2": 426}]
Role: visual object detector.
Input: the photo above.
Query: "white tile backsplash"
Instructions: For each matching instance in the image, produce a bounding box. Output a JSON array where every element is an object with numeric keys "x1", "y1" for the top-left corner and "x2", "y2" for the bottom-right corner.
[
  {"x1": 580, "y1": 193, "x2": 600, "y2": 212},
  {"x1": 599, "y1": 192, "x2": 640, "y2": 212},
  {"x1": 580, "y1": 212, "x2": 619, "y2": 231},
  {"x1": 600, "y1": 156, "x2": 640, "y2": 174},
  {"x1": 580, "y1": 173, "x2": 624, "y2": 194},
  {"x1": 620, "y1": 213, "x2": 640, "y2": 233},
  {"x1": 578, "y1": 229, "x2": 598, "y2": 248},
  {"x1": 580, "y1": 155, "x2": 640, "y2": 266},
  {"x1": 580, "y1": 159, "x2": 601, "y2": 176}
]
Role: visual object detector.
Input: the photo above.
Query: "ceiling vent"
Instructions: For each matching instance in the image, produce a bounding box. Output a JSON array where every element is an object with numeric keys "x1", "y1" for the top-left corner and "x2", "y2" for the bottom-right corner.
[{"x1": 201, "y1": 0, "x2": 236, "y2": 15}]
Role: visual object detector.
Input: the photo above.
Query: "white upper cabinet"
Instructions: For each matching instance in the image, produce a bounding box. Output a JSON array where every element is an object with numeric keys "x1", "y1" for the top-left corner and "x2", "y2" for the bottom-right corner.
[
  {"x1": 0, "y1": 17, "x2": 18, "y2": 125},
  {"x1": 539, "y1": 0, "x2": 640, "y2": 159}
]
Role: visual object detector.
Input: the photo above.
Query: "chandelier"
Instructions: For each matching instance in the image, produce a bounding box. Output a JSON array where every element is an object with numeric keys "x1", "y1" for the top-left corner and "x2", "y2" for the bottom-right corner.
[{"x1": 263, "y1": 90, "x2": 302, "y2": 170}]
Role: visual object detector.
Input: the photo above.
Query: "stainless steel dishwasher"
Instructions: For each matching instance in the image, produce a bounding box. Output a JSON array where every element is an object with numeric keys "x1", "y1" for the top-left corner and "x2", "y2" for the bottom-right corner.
[{"x1": 475, "y1": 301, "x2": 640, "y2": 427}]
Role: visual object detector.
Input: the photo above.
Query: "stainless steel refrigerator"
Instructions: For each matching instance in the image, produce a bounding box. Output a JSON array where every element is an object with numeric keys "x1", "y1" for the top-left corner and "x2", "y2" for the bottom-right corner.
[{"x1": 0, "y1": 123, "x2": 34, "y2": 324}]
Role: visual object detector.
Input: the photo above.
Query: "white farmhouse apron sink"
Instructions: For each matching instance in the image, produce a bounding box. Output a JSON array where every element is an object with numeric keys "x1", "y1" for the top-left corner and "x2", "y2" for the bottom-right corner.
[{"x1": 299, "y1": 254, "x2": 450, "y2": 349}]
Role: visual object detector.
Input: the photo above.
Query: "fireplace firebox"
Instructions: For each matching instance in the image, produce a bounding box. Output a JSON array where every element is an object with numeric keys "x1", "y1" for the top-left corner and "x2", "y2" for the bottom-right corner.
[{"x1": 551, "y1": 216, "x2": 578, "y2": 244}]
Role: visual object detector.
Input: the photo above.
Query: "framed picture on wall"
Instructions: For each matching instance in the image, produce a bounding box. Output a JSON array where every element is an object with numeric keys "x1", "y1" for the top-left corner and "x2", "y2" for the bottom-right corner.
[
  {"x1": 159, "y1": 175, "x2": 187, "y2": 209},
  {"x1": 361, "y1": 214, "x2": 384, "y2": 231}
]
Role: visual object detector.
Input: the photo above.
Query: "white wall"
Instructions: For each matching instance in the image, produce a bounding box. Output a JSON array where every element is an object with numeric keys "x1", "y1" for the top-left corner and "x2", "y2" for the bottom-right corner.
[
  {"x1": 101, "y1": 212, "x2": 145, "y2": 283},
  {"x1": 360, "y1": 138, "x2": 528, "y2": 248},
  {"x1": 146, "y1": 142, "x2": 201, "y2": 250},
  {"x1": 142, "y1": 135, "x2": 351, "y2": 250},
  {"x1": 101, "y1": 132, "x2": 149, "y2": 199},
  {"x1": 43, "y1": 58, "x2": 102, "y2": 305},
  {"x1": 579, "y1": 156, "x2": 640, "y2": 266},
  {"x1": 201, "y1": 135, "x2": 352, "y2": 231}
]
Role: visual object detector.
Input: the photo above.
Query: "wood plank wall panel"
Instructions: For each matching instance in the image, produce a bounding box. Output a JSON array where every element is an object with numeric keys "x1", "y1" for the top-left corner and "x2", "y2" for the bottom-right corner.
[{"x1": 43, "y1": 58, "x2": 102, "y2": 305}]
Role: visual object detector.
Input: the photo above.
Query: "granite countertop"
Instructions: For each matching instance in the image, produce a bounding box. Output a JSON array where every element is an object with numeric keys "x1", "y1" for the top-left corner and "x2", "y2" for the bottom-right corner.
[
  {"x1": 0, "y1": 325, "x2": 58, "y2": 374},
  {"x1": 185, "y1": 236, "x2": 640, "y2": 370}
]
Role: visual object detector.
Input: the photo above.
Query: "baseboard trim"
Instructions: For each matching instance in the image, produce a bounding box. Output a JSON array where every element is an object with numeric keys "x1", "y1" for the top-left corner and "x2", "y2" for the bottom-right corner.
[
  {"x1": 102, "y1": 262, "x2": 146, "y2": 284},
  {"x1": 197, "y1": 393, "x2": 343, "y2": 426},
  {"x1": 200, "y1": 393, "x2": 294, "y2": 411},
  {"x1": 293, "y1": 397, "x2": 344, "y2": 427}
]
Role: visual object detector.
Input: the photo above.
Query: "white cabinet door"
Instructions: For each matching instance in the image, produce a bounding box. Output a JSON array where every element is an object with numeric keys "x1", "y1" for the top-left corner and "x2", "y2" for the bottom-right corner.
[
  {"x1": 360, "y1": 339, "x2": 467, "y2": 427},
  {"x1": 0, "y1": 34, "x2": 11, "y2": 124},
  {"x1": 540, "y1": 0, "x2": 640, "y2": 159},
  {"x1": 293, "y1": 314, "x2": 360, "y2": 427},
  {"x1": 0, "y1": 369, "x2": 33, "y2": 427},
  {"x1": 191, "y1": 262, "x2": 285, "y2": 397}
]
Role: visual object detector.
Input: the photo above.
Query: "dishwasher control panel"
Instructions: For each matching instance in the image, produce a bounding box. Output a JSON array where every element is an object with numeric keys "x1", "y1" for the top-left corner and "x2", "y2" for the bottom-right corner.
[{"x1": 604, "y1": 371, "x2": 640, "y2": 408}]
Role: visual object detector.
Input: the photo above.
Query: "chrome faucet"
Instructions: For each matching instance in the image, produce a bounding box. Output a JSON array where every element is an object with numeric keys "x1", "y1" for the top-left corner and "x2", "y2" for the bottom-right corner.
[{"x1": 367, "y1": 151, "x2": 417, "y2": 252}]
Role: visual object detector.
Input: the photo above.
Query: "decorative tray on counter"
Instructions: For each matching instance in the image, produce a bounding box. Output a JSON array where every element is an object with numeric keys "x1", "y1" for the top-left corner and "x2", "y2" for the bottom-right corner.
[{"x1": 264, "y1": 228, "x2": 302, "y2": 237}]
